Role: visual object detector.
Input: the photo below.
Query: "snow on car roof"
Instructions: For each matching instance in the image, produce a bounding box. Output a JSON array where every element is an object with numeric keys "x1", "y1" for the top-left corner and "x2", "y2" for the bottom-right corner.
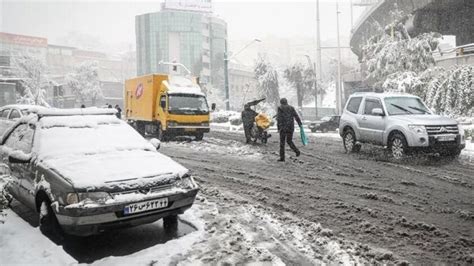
[
  {"x1": 0, "y1": 104, "x2": 48, "y2": 111},
  {"x1": 36, "y1": 107, "x2": 116, "y2": 117}
]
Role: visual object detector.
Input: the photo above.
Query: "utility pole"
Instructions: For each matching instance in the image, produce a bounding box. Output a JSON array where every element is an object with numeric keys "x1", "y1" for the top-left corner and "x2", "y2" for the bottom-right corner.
[
  {"x1": 316, "y1": 0, "x2": 322, "y2": 108},
  {"x1": 224, "y1": 38, "x2": 261, "y2": 111},
  {"x1": 336, "y1": 1, "x2": 342, "y2": 114},
  {"x1": 223, "y1": 40, "x2": 230, "y2": 110}
]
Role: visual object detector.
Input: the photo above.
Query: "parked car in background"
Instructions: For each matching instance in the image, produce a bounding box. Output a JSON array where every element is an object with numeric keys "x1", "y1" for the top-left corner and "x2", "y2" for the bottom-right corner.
[
  {"x1": 0, "y1": 105, "x2": 45, "y2": 138},
  {"x1": 308, "y1": 115, "x2": 340, "y2": 133},
  {"x1": 339, "y1": 93, "x2": 465, "y2": 160},
  {"x1": 1, "y1": 107, "x2": 199, "y2": 237}
]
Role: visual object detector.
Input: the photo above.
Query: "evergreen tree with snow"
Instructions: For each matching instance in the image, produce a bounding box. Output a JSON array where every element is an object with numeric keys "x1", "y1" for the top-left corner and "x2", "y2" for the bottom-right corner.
[
  {"x1": 283, "y1": 63, "x2": 316, "y2": 109},
  {"x1": 254, "y1": 56, "x2": 280, "y2": 109}
]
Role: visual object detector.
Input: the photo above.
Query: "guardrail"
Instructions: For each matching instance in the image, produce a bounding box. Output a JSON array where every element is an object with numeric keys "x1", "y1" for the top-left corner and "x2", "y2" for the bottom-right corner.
[{"x1": 433, "y1": 43, "x2": 474, "y2": 59}]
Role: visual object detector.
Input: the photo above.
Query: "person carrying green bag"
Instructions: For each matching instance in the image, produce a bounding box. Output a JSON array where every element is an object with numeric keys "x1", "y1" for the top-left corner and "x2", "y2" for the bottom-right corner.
[
  {"x1": 300, "y1": 124, "x2": 308, "y2": 146},
  {"x1": 276, "y1": 98, "x2": 302, "y2": 162}
]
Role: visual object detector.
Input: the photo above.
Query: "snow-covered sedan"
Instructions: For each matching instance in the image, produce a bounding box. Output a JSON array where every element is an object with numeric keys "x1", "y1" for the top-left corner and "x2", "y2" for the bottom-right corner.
[{"x1": 1, "y1": 108, "x2": 198, "y2": 236}]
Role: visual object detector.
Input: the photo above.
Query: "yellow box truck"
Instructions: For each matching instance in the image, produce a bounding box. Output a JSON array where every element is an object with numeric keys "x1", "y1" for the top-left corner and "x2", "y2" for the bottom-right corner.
[{"x1": 125, "y1": 74, "x2": 210, "y2": 140}]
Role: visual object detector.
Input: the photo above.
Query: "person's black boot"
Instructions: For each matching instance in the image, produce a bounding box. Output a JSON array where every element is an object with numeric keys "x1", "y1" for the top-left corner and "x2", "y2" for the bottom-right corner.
[{"x1": 296, "y1": 150, "x2": 301, "y2": 157}]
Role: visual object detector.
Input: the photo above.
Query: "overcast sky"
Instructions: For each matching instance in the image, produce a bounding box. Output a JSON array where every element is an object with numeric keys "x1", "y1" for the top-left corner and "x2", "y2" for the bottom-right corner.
[{"x1": 0, "y1": 0, "x2": 365, "y2": 52}]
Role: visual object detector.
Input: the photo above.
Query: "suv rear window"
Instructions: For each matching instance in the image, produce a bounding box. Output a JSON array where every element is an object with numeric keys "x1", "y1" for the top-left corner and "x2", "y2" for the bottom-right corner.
[{"x1": 346, "y1": 97, "x2": 362, "y2": 114}]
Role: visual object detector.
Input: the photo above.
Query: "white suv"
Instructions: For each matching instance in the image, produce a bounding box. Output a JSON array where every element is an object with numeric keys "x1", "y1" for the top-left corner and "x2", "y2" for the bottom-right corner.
[{"x1": 339, "y1": 93, "x2": 465, "y2": 160}]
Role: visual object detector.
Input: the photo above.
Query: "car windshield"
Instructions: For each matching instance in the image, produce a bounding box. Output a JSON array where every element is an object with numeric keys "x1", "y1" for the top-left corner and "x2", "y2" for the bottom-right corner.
[
  {"x1": 36, "y1": 115, "x2": 153, "y2": 158},
  {"x1": 168, "y1": 94, "x2": 209, "y2": 114},
  {"x1": 384, "y1": 97, "x2": 430, "y2": 115}
]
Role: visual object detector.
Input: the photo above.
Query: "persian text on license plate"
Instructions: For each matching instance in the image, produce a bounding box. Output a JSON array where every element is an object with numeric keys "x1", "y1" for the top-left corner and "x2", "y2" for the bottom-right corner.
[
  {"x1": 124, "y1": 198, "x2": 168, "y2": 215},
  {"x1": 437, "y1": 135, "x2": 456, "y2": 142}
]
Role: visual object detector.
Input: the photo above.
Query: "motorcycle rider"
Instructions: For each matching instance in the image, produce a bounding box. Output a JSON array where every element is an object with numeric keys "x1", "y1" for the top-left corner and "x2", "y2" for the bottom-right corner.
[{"x1": 241, "y1": 104, "x2": 258, "y2": 143}]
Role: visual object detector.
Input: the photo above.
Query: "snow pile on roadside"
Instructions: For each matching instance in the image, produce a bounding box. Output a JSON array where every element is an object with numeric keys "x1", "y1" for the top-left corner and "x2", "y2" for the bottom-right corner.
[
  {"x1": 0, "y1": 202, "x2": 207, "y2": 265},
  {"x1": 175, "y1": 187, "x2": 368, "y2": 265},
  {"x1": 92, "y1": 203, "x2": 206, "y2": 266},
  {"x1": 169, "y1": 137, "x2": 262, "y2": 158},
  {"x1": 0, "y1": 174, "x2": 11, "y2": 223},
  {"x1": 0, "y1": 209, "x2": 77, "y2": 265}
]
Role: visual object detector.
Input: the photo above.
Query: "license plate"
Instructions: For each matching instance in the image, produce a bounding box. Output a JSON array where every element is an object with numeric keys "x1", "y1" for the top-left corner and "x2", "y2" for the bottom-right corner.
[
  {"x1": 124, "y1": 198, "x2": 168, "y2": 215},
  {"x1": 185, "y1": 128, "x2": 196, "y2": 132},
  {"x1": 437, "y1": 135, "x2": 456, "y2": 142}
]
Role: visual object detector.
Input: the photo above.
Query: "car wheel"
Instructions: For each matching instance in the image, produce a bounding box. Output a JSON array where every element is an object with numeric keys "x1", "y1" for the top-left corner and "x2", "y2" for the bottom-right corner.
[
  {"x1": 163, "y1": 215, "x2": 178, "y2": 235},
  {"x1": 389, "y1": 133, "x2": 408, "y2": 161},
  {"x1": 343, "y1": 129, "x2": 360, "y2": 153},
  {"x1": 195, "y1": 133, "x2": 204, "y2": 141},
  {"x1": 38, "y1": 198, "x2": 62, "y2": 240}
]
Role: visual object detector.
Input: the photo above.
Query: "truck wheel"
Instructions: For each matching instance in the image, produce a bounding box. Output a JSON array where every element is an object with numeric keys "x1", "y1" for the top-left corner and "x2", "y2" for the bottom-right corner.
[
  {"x1": 388, "y1": 133, "x2": 408, "y2": 161},
  {"x1": 135, "y1": 121, "x2": 146, "y2": 136},
  {"x1": 195, "y1": 133, "x2": 204, "y2": 141},
  {"x1": 157, "y1": 126, "x2": 168, "y2": 141},
  {"x1": 38, "y1": 198, "x2": 62, "y2": 241},
  {"x1": 343, "y1": 129, "x2": 360, "y2": 153}
]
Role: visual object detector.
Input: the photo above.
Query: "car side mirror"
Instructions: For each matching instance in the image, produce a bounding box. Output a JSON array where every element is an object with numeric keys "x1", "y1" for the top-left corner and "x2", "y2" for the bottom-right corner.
[
  {"x1": 160, "y1": 100, "x2": 166, "y2": 109},
  {"x1": 211, "y1": 103, "x2": 216, "y2": 111},
  {"x1": 149, "y1": 138, "x2": 161, "y2": 150},
  {"x1": 372, "y1": 108, "x2": 384, "y2": 116},
  {"x1": 8, "y1": 154, "x2": 31, "y2": 164}
]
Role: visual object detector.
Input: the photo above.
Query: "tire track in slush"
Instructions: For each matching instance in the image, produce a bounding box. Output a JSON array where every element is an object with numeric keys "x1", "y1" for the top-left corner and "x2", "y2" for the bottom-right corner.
[{"x1": 161, "y1": 131, "x2": 474, "y2": 264}]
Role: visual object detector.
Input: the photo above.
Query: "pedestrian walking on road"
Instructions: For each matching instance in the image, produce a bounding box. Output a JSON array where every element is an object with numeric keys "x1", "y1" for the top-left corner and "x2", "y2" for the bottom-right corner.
[
  {"x1": 115, "y1": 104, "x2": 122, "y2": 119},
  {"x1": 276, "y1": 98, "x2": 302, "y2": 161}
]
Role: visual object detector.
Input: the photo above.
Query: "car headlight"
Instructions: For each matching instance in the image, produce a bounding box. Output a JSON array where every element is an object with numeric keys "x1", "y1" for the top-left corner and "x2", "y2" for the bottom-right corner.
[
  {"x1": 408, "y1": 125, "x2": 427, "y2": 134},
  {"x1": 66, "y1": 192, "x2": 112, "y2": 205},
  {"x1": 175, "y1": 174, "x2": 197, "y2": 189}
]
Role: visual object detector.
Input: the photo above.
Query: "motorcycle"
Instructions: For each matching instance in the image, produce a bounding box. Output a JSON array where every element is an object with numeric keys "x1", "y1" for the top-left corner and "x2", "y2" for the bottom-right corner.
[{"x1": 250, "y1": 112, "x2": 272, "y2": 144}]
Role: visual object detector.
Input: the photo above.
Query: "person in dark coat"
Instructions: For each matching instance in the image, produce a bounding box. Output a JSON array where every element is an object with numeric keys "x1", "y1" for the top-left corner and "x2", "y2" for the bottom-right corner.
[
  {"x1": 241, "y1": 104, "x2": 258, "y2": 143},
  {"x1": 276, "y1": 98, "x2": 302, "y2": 161},
  {"x1": 115, "y1": 104, "x2": 122, "y2": 119}
]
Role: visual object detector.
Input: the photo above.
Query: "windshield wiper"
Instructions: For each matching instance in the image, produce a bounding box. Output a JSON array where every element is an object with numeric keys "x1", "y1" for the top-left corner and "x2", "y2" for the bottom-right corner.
[
  {"x1": 390, "y1": 103, "x2": 412, "y2": 114},
  {"x1": 408, "y1": 106, "x2": 429, "y2": 114}
]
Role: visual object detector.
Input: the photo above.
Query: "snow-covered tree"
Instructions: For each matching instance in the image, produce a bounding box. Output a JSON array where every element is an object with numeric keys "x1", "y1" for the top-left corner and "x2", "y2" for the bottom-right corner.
[
  {"x1": 361, "y1": 4, "x2": 441, "y2": 88},
  {"x1": 283, "y1": 63, "x2": 316, "y2": 109},
  {"x1": 12, "y1": 54, "x2": 51, "y2": 106},
  {"x1": 66, "y1": 61, "x2": 103, "y2": 106},
  {"x1": 383, "y1": 65, "x2": 473, "y2": 116},
  {"x1": 254, "y1": 56, "x2": 280, "y2": 108}
]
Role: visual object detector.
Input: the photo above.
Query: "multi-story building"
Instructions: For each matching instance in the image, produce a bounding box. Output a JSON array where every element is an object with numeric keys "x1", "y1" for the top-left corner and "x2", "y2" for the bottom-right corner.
[
  {"x1": 135, "y1": 0, "x2": 227, "y2": 91},
  {"x1": 228, "y1": 62, "x2": 257, "y2": 109},
  {"x1": 0, "y1": 32, "x2": 135, "y2": 107}
]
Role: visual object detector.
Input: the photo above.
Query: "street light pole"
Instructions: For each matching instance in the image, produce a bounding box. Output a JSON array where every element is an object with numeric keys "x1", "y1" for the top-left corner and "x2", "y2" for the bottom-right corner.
[
  {"x1": 336, "y1": 1, "x2": 342, "y2": 115},
  {"x1": 223, "y1": 40, "x2": 230, "y2": 110},
  {"x1": 223, "y1": 38, "x2": 261, "y2": 111},
  {"x1": 304, "y1": 55, "x2": 318, "y2": 119}
]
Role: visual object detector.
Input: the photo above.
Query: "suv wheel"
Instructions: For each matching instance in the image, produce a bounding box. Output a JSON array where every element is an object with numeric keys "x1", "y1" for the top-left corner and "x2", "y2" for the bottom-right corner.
[
  {"x1": 343, "y1": 129, "x2": 360, "y2": 153},
  {"x1": 389, "y1": 133, "x2": 408, "y2": 161}
]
